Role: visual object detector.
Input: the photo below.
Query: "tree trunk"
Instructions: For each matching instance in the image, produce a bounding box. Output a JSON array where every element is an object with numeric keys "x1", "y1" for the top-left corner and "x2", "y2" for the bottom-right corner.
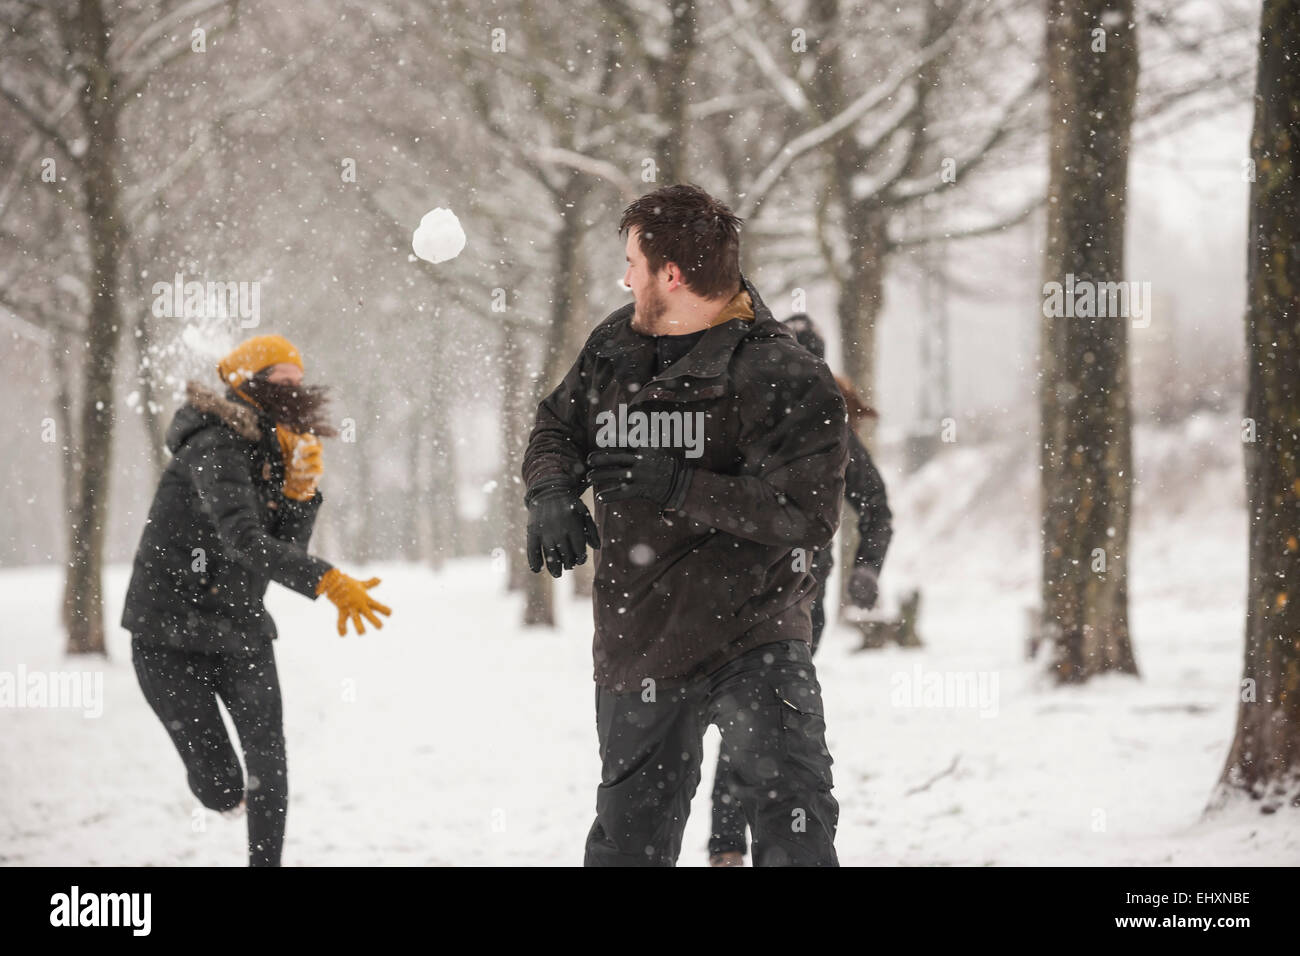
[
  {"x1": 133, "y1": 306, "x2": 167, "y2": 473},
  {"x1": 652, "y1": 0, "x2": 697, "y2": 184},
  {"x1": 804, "y1": 0, "x2": 884, "y2": 427},
  {"x1": 405, "y1": 406, "x2": 423, "y2": 562},
  {"x1": 352, "y1": 385, "x2": 376, "y2": 565},
  {"x1": 1210, "y1": 0, "x2": 1300, "y2": 813},
  {"x1": 50, "y1": 328, "x2": 79, "y2": 573},
  {"x1": 837, "y1": 202, "x2": 888, "y2": 431},
  {"x1": 806, "y1": 0, "x2": 890, "y2": 618},
  {"x1": 1039, "y1": 0, "x2": 1139, "y2": 683},
  {"x1": 425, "y1": 353, "x2": 455, "y2": 570},
  {"x1": 522, "y1": 179, "x2": 587, "y2": 627},
  {"x1": 500, "y1": 318, "x2": 531, "y2": 592},
  {"x1": 62, "y1": 0, "x2": 125, "y2": 657}
]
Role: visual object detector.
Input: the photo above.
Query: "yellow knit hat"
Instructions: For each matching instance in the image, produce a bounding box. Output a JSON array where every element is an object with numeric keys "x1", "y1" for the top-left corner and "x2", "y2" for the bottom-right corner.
[{"x1": 217, "y1": 334, "x2": 303, "y2": 389}]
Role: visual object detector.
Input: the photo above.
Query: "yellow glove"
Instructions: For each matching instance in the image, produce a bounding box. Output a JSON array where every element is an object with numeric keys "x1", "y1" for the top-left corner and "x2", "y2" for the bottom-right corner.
[
  {"x1": 316, "y1": 568, "x2": 392, "y2": 636},
  {"x1": 277, "y1": 426, "x2": 324, "y2": 502}
]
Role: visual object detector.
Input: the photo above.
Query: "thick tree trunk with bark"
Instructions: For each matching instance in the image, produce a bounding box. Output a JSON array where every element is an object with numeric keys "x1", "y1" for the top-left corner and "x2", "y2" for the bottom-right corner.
[
  {"x1": 50, "y1": 329, "x2": 79, "y2": 570},
  {"x1": 62, "y1": 0, "x2": 125, "y2": 656},
  {"x1": 522, "y1": 182, "x2": 587, "y2": 626},
  {"x1": 132, "y1": 308, "x2": 167, "y2": 473},
  {"x1": 831, "y1": 198, "x2": 888, "y2": 613},
  {"x1": 1039, "y1": 0, "x2": 1139, "y2": 683},
  {"x1": 352, "y1": 384, "x2": 377, "y2": 565},
  {"x1": 405, "y1": 407, "x2": 424, "y2": 562},
  {"x1": 1210, "y1": 0, "x2": 1300, "y2": 813},
  {"x1": 652, "y1": 1, "x2": 696, "y2": 185},
  {"x1": 126, "y1": 233, "x2": 167, "y2": 473},
  {"x1": 806, "y1": 0, "x2": 889, "y2": 615},
  {"x1": 501, "y1": 318, "x2": 531, "y2": 593},
  {"x1": 837, "y1": 203, "x2": 888, "y2": 434}
]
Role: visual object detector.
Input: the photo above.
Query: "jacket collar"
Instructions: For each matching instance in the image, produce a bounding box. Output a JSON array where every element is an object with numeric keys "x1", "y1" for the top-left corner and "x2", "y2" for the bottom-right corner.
[{"x1": 592, "y1": 274, "x2": 779, "y2": 390}]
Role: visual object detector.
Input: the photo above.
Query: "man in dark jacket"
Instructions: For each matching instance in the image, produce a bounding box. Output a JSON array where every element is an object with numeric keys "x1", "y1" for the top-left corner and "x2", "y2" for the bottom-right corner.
[
  {"x1": 522, "y1": 184, "x2": 849, "y2": 866},
  {"x1": 122, "y1": 334, "x2": 390, "y2": 866},
  {"x1": 708, "y1": 313, "x2": 894, "y2": 866}
]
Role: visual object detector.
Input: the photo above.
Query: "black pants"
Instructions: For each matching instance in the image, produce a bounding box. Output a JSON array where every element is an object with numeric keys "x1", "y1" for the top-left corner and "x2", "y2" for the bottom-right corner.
[
  {"x1": 710, "y1": 593, "x2": 827, "y2": 858},
  {"x1": 585, "y1": 637, "x2": 838, "y2": 867},
  {"x1": 132, "y1": 636, "x2": 288, "y2": 867}
]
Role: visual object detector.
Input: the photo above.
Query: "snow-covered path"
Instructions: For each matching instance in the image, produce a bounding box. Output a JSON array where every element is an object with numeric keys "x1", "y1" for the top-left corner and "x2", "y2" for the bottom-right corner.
[
  {"x1": 1, "y1": 546, "x2": 1294, "y2": 866},
  {"x1": 3, "y1": 414, "x2": 1296, "y2": 865}
]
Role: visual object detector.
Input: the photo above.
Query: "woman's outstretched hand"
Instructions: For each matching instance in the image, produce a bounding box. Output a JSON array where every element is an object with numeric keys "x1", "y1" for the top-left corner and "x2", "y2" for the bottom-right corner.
[{"x1": 316, "y1": 568, "x2": 392, "y2": 636}]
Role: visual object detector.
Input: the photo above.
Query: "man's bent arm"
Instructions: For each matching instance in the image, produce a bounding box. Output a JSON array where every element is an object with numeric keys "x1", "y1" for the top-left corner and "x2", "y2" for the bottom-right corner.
[
  {"x1": 676, "y1": 365, "x2": 848, "y2": 550},
  {"x1": 522, "y1": 348, "x2": 594, "y2": 496}
]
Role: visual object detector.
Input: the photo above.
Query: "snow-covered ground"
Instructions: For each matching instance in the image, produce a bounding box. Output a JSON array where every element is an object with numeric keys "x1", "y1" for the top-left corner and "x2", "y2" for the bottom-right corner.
[{"x1": 2, "y1": 411, "x2": 1297, "y2": 865}]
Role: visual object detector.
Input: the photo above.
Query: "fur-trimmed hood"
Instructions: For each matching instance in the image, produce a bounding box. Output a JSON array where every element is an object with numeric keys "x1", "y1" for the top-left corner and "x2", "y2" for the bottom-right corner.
[{"x1": 167, "y1": 381, "x2": 263, "y2": 452}]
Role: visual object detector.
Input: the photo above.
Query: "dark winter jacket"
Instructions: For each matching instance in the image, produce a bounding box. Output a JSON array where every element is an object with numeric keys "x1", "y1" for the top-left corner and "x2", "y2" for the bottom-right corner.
[
  {"x1": 809, "y1": 430, "x2": 893, "y2": 586},
  {"x1": 522, "y1": 275, "x2": 849, "y2": 690},
  {"x1": 121, "y1": 382, "x2": 332, "y2": 655},
  {"x1": 844, "y1": 432, "x2": 892, "y2": 570}
]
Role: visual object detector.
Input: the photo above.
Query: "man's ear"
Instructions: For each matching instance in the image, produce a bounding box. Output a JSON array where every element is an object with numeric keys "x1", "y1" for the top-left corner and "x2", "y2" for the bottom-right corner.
[{"x1": 662, "y1": 262, "x2": 682, "y2": 292}]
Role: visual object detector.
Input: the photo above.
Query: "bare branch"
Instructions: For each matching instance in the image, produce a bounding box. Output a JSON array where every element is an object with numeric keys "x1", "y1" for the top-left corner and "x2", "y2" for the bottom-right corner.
[
  {"x1": 725, "y1": 0, "x2": 808, "y2": 112},
  {"x1": 0, "y1": 294, "x2": 81, "y2": 341},
  {"x1": 905, "y1": 755, "x2": 960, "y2": 796},
  {"x1": 685, "y1": 90, "x2": 778, "y2": 120},
  {"x1": 532, "y1": 146, "x2": 638, "y2": 200},
  {"x1": 125, "y1": 126, "x2": 210, "y2": 224},
  {"x1": 112, "y1": 0, "x2": 239, "y2": 67},
  {"x1": 0, "y1": 81, "x2": 75, "y2": 161},
  {"x1": 0, "y1": 85, "x2": 80, "y2": 225},
  {"x1": 889, "y1": 192, "x2": 1044, "y2": 248},
  {"x1": 453, "y1": 27, "x2": 653, "y2": 128},
  {"x1": 1135, "y1": 65, "x2": 1255, "y2": 127},
  {"x1": 736, "y1": 4, "x2": 972, "y2": 218},
  {"x1": 886, "y1": 64, "x2": 1045, "y2": 203},
  {"x1": 119, "y1": 3, "x2": 242, "y2": 100}
]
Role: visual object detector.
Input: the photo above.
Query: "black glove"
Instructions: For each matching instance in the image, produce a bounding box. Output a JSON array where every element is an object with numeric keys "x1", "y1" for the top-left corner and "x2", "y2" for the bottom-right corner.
[
  {"x1": 525, "y1": 486, "x2": 601, "y2": 578},
  {"x1": 847, "y1": 565, "x2": 879, "y2": 609},
  {"x1": 587, "y1": 450, "x2": 693, "y2": 510}
]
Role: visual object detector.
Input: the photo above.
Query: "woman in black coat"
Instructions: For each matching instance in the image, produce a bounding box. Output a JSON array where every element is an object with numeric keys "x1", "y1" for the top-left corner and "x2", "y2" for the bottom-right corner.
[
  {"x1": 122, "y1": 335, "x2": 390, "y2": 866},
  {"x1": 707, "y1": 314, "x2": 893, "y2": 867}
]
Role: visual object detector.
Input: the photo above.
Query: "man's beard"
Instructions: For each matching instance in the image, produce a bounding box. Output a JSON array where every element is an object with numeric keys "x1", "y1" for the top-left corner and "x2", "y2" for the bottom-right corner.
[
  {"x1": 630, "y1": 284, "x2": 668, "y2": 334},
  {"x1": 237, "y1": 376, "x2": 338, "y2": 437}
]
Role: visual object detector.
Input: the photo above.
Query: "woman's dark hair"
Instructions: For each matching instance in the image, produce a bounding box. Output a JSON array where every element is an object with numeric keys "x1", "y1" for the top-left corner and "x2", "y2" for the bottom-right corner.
[
  {"x1": 780, "y1": 313, "x2": 879, "y2": 427},
  {"x1": 237, "y1": 370, "x2": 337, "y2": 437},
  {"x1": 618, "y1": 183, "x2": 743, "y2": 299},
  {"x1": 782, "y1": 313, "x2": 825, "y2": 360}
]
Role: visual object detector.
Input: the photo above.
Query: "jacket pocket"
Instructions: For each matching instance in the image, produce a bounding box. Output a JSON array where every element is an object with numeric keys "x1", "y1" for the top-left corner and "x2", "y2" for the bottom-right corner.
[{"x1": 774, "y1": 686, "x2": 833, "y2": 788}]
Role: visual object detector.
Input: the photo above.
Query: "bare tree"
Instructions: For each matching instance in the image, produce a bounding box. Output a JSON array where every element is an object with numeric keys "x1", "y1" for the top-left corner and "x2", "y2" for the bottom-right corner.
[
  {"x1": 0, "y1": 0, "x2": 240, "y2": 654},
  {"x1": 717, "y1": 0, "x2": 1043, "y2": 419},
  {"x1": 441, "y1": 1, "x2": 663, "y2": 625},
  {"x1": 1209, "y1": 0, "x2": 1300, "y2": 814},
  {"x1": 1039, "y1": 0, "x2": 1139, "y2": 683}
]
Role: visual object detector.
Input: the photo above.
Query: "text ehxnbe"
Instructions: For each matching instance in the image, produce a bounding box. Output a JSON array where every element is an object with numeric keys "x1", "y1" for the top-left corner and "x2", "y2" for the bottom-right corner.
[
  {"x1": 49, "y1": 886, "x2": 151, "y2": 936},
  {"x1": 595, "y1": 404, "x2": 705, "y2": 459}
]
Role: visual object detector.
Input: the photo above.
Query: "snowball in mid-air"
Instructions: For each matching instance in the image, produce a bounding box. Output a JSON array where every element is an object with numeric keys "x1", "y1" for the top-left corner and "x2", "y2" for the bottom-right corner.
[{"x1": 412, "y1": 207, "x2": 467, "y2": 264}]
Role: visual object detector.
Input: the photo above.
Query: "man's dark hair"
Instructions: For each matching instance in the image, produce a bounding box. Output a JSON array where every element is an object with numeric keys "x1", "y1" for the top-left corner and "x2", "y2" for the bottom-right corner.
[{"x1": 618, "y1": 183, "x2": 744, "y2": 299}]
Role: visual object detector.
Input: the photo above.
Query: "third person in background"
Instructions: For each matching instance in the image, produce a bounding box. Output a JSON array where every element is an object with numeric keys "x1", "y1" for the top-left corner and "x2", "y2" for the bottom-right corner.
[{"x1": 707, "y1": 313, "x2": 893, "y2": 867}]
